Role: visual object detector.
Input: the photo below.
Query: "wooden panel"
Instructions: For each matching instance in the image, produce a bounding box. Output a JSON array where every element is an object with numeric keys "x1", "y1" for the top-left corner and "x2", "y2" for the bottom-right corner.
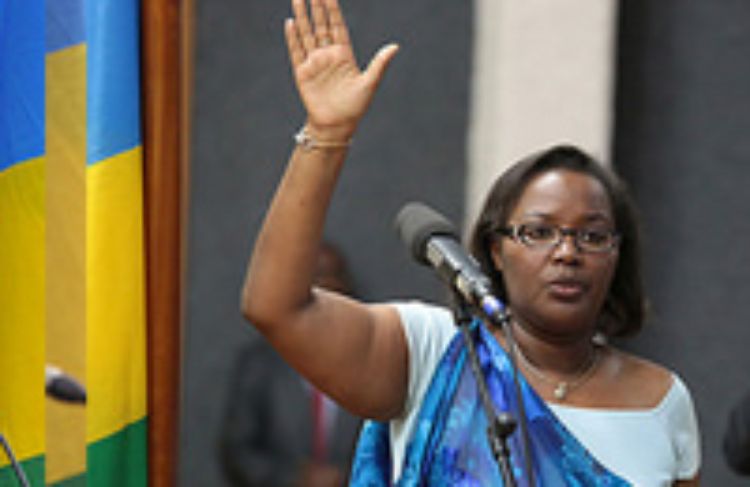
[{"x1": 141, "y1": 0, "x2": 193, "y2": 485}]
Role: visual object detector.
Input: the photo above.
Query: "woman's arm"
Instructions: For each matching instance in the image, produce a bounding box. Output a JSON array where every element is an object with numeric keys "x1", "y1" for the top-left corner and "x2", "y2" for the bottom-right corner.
[{"x1": 241, "y1": 0, "x2": 404, "y2": 420}]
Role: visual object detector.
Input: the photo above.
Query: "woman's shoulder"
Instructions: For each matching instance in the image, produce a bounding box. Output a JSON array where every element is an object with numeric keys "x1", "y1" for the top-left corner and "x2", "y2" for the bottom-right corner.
[
  {"x1": 603, "y1": 348, "x2": 678, "y2": 409},
  {"x1": 612, "y1": 348, "x2": 673, "y2": 379},
  {"x1": 389, "y1": 300, "x2": 456, "y2": 337},
  {"x1": 389, "y1": 299, "x2": 453, "y2": 318}
]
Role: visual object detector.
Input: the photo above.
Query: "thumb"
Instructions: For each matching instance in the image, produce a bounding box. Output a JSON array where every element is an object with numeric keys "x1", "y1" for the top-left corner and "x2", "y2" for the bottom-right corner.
[{"x1": 363, "y1": 43, "x2": 400, "y2": 88}]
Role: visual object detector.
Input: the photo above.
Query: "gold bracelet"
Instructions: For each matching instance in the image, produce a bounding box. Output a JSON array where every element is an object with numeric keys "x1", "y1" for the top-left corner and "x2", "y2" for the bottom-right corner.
[{"x1": 293, "y1": 126, "x2": 351, "y2": 151}]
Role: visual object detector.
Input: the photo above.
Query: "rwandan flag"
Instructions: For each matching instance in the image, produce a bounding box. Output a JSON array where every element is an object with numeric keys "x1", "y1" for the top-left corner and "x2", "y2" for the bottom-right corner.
[
  {"x1": 0, "y1": 0, "x2": 46, "y2": 484},
  {"x1": 1, "y1": 0, "x2": 147, "y2": 485}
]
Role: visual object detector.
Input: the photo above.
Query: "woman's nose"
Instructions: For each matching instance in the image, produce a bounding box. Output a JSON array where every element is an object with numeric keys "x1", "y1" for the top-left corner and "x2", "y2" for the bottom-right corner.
[{"x1": 551, "y1": 234, "x2": 582, "y2": 263}]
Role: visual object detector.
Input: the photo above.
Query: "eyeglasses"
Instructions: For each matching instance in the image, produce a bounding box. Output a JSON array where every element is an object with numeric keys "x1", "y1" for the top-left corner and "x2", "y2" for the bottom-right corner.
[{"x1": 497, "y1": 223, "x2": 620, "y2": 254}]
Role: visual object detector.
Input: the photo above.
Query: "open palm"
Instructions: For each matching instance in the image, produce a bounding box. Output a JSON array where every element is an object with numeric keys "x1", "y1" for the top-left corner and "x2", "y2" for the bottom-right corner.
[{"x1": 285, "y1": 0, "x2": 398, "y2": 137}]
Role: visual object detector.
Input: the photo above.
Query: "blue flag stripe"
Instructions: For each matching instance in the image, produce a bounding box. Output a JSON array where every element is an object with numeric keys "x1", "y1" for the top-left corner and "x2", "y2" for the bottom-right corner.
[
  {"x1": 0, "y1": 0, "x2": 45, "y2": 171},
  {"x1": 86, "y1": 0, "x2": 141, "y2": 165},
  {"x1": 46, "y1": 0, "x2": 86, "y2": 53}
]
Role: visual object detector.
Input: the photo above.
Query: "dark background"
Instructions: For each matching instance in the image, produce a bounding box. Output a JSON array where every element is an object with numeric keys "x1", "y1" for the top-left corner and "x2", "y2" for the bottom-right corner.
[
  {"x1": 180, "y1": 1, "x2": 750, "y2": 485},
  {"x1": 613, "y1": 1, "x2": 750, "y2": 485}
]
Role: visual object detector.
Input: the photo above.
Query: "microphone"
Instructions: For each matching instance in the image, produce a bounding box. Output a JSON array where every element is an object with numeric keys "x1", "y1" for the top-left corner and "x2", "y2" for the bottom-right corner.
[
  {"x1": 45, "y1": 365, "x2": 87, "y2": 404},
  {"x1": 395, "y1": 202, "x2": 508, "y2": 325}
]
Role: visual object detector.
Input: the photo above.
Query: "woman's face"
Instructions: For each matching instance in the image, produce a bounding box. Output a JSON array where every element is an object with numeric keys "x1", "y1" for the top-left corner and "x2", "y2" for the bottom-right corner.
[{"x1": 491, "y1": 169, "x2": 618, "y2": 342}]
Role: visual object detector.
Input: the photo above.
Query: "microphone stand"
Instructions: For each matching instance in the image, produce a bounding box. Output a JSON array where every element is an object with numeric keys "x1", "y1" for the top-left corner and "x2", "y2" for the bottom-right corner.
[
  {"x1": 498, "y1": 313, "x2": 537, "y2": 487},
  {"x1": 453, "y1": 295, "x2": 518, "y2": 487},
  {"x1": 0, "y1": 433, "x2": 31, "y2": 487}
]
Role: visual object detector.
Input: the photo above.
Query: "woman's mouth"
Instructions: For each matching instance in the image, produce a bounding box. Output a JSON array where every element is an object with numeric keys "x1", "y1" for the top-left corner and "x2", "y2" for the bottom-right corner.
[{"x1": 547, "y1": 279, "x2": 586, "y2": 300}]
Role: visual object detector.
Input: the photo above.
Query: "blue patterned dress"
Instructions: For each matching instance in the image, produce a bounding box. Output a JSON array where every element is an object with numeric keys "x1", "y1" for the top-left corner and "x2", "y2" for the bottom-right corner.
[{"x1": 350, "y1": 320, "x2": 631, "y2": 486}]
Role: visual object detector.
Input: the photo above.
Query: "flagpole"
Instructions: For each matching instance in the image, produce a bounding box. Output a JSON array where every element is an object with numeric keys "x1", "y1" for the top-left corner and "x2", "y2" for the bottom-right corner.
[{"x1": 142, "y1": 0, "x2": 194, "y2": 484}]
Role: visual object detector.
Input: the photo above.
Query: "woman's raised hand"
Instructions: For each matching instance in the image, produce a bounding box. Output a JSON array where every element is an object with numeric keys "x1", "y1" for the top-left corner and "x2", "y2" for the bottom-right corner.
[{"x1": 285, "y1": 0, "x2": 399, "y2": 141}]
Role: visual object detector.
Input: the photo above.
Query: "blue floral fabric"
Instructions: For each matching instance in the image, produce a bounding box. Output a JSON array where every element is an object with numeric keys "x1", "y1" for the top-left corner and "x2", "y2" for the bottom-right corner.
[{"x1": 349, "y1": 320, "x2": 630, "y2": 486}]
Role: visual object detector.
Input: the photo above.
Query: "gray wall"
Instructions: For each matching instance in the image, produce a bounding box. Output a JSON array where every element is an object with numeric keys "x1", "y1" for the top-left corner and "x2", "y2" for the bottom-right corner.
[
  {"x1": 180, "y1": 2, "x2": 470, "y2": 485},
  {"x1": 614, "y1": 1, "x2": 750, "y2": 484}
]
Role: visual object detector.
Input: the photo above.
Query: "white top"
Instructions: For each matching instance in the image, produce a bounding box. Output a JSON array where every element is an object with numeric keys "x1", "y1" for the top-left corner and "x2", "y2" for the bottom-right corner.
[{"x1": 389, "y1": 301, "x2": 701, "y2": 486}]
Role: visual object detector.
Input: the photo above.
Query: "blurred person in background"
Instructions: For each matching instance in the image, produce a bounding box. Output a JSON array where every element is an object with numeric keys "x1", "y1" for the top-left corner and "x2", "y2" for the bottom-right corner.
[
  {"x1": 221, "y1": 241, "x2": 361, "y2": 486},
  {"x1": 724, "y1": 390, "x2": 750, "y2": 476}
]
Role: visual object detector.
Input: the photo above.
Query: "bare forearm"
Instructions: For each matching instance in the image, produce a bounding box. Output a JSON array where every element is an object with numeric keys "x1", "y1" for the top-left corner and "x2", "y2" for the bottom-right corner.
[
  {"x1": 242, "y1": 140, "x2": 348, "y2": 333},
  {"x1": 243, "y1": 0, "x2": 396, "y2": 334},
  {"x1": 238, "y1": 0, "x2": 406, "y2": 419}
]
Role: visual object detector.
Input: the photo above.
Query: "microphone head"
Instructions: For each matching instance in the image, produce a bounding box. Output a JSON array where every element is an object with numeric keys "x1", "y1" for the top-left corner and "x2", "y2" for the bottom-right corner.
[
  {"x1": 45, "y1": 365, "x2": 87, "y2": 404},
  {"x1": 394, "y1": 202, "x2": 458, "y2": 265}
]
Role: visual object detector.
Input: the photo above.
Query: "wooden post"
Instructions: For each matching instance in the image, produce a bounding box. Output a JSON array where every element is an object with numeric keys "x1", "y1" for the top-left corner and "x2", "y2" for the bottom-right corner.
[{"x1": 141, "y1": 0, "x2": 193, "y2": 485}]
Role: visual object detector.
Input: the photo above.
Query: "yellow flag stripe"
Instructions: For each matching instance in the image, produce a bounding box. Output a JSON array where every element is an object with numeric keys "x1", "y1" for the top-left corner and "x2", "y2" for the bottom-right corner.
[
  {"x1": 0, "y1": 157, "x2": 46, "y2": 462},
  {"x1": 46, "y1": 42, "x2": 88, "y2": 483},
  {"x1": 86, "y1": 146, "x2": 147, "y2": 443}
]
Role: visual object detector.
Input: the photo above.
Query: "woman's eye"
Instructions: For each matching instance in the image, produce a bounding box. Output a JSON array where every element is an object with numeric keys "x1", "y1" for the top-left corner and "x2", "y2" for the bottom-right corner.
[
  {"x1": 581, "y1": 229, "x2": 609, "y2": 244},
  {"x1": 521, "y1": 224, "x2": 555, "y2": 241}
]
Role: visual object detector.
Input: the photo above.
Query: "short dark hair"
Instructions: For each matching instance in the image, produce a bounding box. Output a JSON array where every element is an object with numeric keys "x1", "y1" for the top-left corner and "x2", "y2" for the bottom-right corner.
[{"x1": 468, "y1": 145, "x2": 645, "y2": 337}]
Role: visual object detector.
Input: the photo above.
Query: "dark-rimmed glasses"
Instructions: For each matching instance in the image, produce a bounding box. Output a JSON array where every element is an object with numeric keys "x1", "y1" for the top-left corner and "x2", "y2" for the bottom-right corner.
[{"x1": 497, "y1": 223, "x2": 620, "y2": 254}]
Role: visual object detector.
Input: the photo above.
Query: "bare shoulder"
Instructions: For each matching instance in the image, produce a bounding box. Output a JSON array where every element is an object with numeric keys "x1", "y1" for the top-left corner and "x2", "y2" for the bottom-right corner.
[
  {"x1": 601, "y1": 347, "x2": 676, "y2": 409},
  {"x1": 612, "y1": 348, "x2": 673, "y2": 381}
]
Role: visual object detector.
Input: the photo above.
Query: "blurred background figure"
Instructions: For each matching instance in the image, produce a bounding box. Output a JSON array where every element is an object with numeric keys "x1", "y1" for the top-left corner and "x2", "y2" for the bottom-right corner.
[
  {"x1": 724, "y1": 390, "x2": 750, "y2": 476},
  {"x1": 219, "y1": 241, "x2": 361, "y2": 487}
]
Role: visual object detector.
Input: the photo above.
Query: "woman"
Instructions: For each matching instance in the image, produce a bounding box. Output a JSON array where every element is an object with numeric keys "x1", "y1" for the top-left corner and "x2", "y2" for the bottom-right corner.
[{"x1": 241, "y1": 0, "x2": 700, "y2": 484}]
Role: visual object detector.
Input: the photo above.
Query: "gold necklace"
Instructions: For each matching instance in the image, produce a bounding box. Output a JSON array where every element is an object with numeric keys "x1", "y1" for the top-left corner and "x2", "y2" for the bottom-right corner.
[{"x1": 514, "y1": 344, "x2": 600, "y2": 401}]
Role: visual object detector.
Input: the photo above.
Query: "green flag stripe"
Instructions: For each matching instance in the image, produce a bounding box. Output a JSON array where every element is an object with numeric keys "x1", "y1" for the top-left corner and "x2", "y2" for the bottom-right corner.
[
  {"x1": 49, "y1": 472, "x2": 86, "y2": 487},
  {"x1": 0, "y1": 455, "x2": 44, "y2": 487},
  {"x1": 87, "y1": 418, "x2": 147, "y2": 487}
]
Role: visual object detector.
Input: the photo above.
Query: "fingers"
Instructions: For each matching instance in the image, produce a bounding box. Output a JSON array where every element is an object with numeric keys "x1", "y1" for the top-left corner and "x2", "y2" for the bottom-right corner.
[
  {"x1": 363, "y1": 43, "x2": 400, "y2": 88},
  {"x1": 287, "y1": 0, "x2": 394, "y2": 81},
  {"x1": 285, "y1": 18, "x2": 305, "y2": 67},
  {"x1": 292, "y1": 0, "x2": 338, "y2": 52},
  {"x1": 292, "y1": 0, "x2": 316, "y2": 53},
  {"x1": 324, "y1": 0, "x2": 351, "y2": 47},
  {"x1": 310, "y1": 0, "x2": 332, "y2": 47}
]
